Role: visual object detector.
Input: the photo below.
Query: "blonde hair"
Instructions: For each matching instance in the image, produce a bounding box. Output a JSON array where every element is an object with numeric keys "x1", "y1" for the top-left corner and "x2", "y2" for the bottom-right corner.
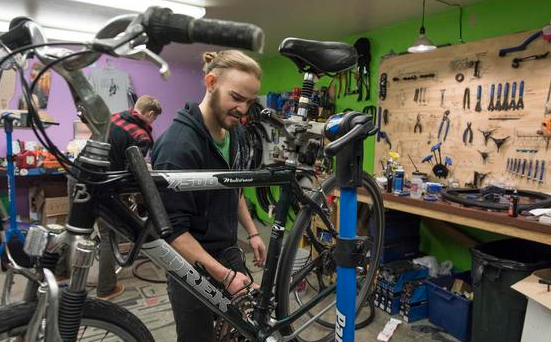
[
  {"x1": 202, "y1": 50, "x2": 262, "y2": 80},
  {"x1": 134, "y1": 95, "x2": 162, "y2": 116}
]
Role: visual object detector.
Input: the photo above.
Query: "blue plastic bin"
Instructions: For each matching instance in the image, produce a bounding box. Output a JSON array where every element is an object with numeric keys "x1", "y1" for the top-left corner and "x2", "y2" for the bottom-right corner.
[{"x1": 426, "y1": 272, "x2": 472, "y2": 342}]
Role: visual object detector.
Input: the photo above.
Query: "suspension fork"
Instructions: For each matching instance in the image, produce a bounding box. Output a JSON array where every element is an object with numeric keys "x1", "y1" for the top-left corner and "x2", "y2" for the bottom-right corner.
[{"x1": 254, "y1": 183, "x2": 293, "y2": 329}]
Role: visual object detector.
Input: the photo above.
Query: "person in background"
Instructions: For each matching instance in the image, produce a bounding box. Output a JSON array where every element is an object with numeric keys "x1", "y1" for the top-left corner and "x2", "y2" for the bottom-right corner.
[
  {"x1": 151, "y1": 50, "x2": 266, "y2": 342},
  {"x1": 96, "y1": 94, "x2": 162, "y2": 300}
]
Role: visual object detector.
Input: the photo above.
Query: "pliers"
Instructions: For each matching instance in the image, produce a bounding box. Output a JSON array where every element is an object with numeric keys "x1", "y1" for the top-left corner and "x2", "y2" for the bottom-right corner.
[
  {"x1": 463, "y1": 122, "x2": 473, "y2": 145},
  {"x1": 414, "y1": 114, "x2": 422, "y2": 133},
  {"x1": 437, "y1": 110, "x2": 451, "y2": 141}
]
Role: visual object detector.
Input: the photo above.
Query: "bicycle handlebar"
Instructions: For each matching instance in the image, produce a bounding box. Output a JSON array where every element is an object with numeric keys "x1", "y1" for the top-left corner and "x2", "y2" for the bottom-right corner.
[{"x1": 142, "y1": 7, "x2": 264, "y2": 53}]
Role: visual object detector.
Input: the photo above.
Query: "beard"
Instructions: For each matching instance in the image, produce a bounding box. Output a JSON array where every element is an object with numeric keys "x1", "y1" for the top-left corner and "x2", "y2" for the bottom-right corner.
[{"x1": 208, "y1": 88, "x2": 240, "y2": 130}]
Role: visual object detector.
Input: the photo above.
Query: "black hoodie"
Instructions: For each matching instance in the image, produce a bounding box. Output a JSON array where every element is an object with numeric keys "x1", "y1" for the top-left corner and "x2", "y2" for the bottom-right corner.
[{"x1": 151, "y1": 102, "x2": 245, "y2": 253}]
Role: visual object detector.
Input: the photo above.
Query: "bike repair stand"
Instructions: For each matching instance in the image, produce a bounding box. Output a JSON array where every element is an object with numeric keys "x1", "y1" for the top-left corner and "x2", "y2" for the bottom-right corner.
[
  {"x1": 0, "y1": 112, "x2": 25, "y2": 257},
  {"x1": 326, "y1": 113, "x2": 369, "y2": 342}
]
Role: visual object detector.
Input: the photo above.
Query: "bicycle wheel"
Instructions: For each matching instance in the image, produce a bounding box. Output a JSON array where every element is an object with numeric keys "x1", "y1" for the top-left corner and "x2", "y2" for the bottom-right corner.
[
  {"x1": 276, "y1": 173, "x2": 384, "y2": 342},
  {"x1": 0, "y1": 297, "x2": 154, "y2": 342}
]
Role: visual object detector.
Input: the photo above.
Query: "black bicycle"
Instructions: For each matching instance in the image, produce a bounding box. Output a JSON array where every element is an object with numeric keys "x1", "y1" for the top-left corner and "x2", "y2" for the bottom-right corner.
[{"x1": 0, "y1": 7, "x2": 384, "y2": 342}]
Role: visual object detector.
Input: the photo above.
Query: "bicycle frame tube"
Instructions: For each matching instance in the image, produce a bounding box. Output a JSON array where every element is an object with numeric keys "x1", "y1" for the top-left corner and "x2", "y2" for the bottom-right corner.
[{"x1": 141, "y1": 239, "x2": 258, "y2": 341}]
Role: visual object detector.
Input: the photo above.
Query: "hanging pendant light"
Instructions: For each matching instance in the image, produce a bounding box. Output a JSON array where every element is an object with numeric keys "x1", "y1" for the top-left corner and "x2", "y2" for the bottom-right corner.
[{"x1": 408, "y1": 0, "x2": 437, "y2": 53}]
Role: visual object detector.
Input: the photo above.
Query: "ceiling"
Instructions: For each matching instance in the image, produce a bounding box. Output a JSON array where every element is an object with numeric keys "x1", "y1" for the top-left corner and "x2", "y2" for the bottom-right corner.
[{"x1": 0, "y1": 0, "x2": 485, "y2": 64}]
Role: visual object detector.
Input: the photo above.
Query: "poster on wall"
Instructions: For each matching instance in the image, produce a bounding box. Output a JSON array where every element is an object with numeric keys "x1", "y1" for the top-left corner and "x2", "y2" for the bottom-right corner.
[{"x1": 18, "y1": 61, "x2": 51, "y2": 110}]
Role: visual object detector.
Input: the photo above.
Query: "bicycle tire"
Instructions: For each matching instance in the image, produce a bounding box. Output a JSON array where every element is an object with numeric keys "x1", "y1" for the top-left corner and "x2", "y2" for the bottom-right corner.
[
  {"x1": 442, "y1": 187, "x2": 551, "y2": 211},
  {"x1": 0, "y1": 297, "x2": 155, "y2": 342},
  {"x1": 276, "y1": 173, "x2": 384, "y2": 342}
]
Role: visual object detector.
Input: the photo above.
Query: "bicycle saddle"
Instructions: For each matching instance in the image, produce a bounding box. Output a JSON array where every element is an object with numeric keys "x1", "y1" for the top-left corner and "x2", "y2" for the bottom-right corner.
[{"x1": 278, "y1": 38, "x2": 357, "y2": 75}]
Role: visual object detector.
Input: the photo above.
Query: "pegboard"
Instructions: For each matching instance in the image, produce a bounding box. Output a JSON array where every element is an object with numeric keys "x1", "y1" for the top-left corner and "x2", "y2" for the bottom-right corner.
[{"x1": 376, "y1": 29, "x2": 551, "y2": 191}]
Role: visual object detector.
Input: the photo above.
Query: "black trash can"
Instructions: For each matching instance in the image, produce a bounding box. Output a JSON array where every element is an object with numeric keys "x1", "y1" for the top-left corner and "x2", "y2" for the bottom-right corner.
[{"x1": 471, "y1": 238, "x2": 551, "y2": 342}]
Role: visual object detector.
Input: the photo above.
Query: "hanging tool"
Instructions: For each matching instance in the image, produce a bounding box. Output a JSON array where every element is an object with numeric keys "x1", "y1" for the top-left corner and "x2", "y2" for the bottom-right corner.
[
  {"x1": 431, "y1": 142, "x2": 441, "y2": 162},
  {"x1": 376, "y1": 106, "x2": 392, "y2": 149},
  {"x1": 414, "y1": 88, "x2": 420, "y2": 103},
  {"x1": 422, "y1": 155, "x2": 433, "y2": 164},
  {"x1": 383, "y1": 109, "x2": 389, "y2": 125},
  {"x1": 471, "y1": 60, "x2": 481, "y2": 78},
  {"x1": 430, "y1": 142, "x2": 449, "y2": 179},
  {"x1": 440, "y1": 89, "x2": 446, "y2": 107},
  {"x1": 491, "y1": 136, "x2": 510, "y2": 152},
  {"x1": 527, "y1": 159, "x2": 533, "y2": 179},
  {"x1": 502, "y1": 82, "x2": 510, "y2": 111},
  {"x1": 516, "y1": 81, "x2": 525, "y2": 110},
  {"x1": 455, "y1": 73, "x2": 464, "y2": 82},
  {"x1": 540, "y1": 160, "x2": 545, "y2": 184},
  {"x1": 478, "y1": 128, "x2": 495, "y2": 146},
  {"x1": 521, "y1": 159, "x2": 527, "y2": 178},
  {"x1": 479, "y1": 150, "x2": 490, "y2": 164},
  {"x1": 512, "y1": 51, "x2": 549, "y2": 68},
  {"x1": 437, "y1": 110, "x2": 451, "y2": 141},
  {"x1": 379, "y1": 73, "x2": 387, "y2": 101},
  {"x1": 463, "y1": 122, "x2": 473, "y2": 145},
  {"x1": 414, "y1": 114, "x2": 422, "y2": 133},
  {"x1": 499, "y1": 31, "x2": 542, "y2": 57},
  {"x1": 408, "y1": 154, "x2": 420, "y2": 172},
  {"x1": 495, "y1": 83, "x2": 503, "y2": 111},
  {"x1": 506, "y1": 157, "x2": 510, "y2": 171},
  {"x1": 474, "y1": 171, "x2": 490, "y2": 187},
  {"x1": 509, "y1": 82, "x2": 517, "y2": 111},
  {"x1": 534, "y1": 160, "x2": 540, "y2": 182},
  {"x1": 545, "y1": 79, "x2": 551, "y2": 114},
  {"x1": 513, "y1": 158, "x2": 518, "y2": 175},
  {"x1": 475, "y1": 85, "x2": 482, "y2": 112},
  {"x1": 463, "y1": 87, "x2": 470, "y2": 110},
  {"x1": 487, "y1": 84, "x2": 495, "y2": 111},
  {"x1": 445, "y1": 156, "x2": 453, "y2": 167},
  {"x1": 516, "y1": 157, "x2": 522, "y2": 175}
]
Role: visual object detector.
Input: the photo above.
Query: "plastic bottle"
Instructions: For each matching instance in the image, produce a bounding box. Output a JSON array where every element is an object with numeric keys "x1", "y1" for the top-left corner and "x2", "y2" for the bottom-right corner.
[
  {"x1": 393, "y1": 168, "x2": 404, "y2": 194},
  {"x1": 410, "y1": 173, "x2": 424, "y2": 199},
  {"x1": 508, "y1": 189, "x2": 519, "y2": 217}
]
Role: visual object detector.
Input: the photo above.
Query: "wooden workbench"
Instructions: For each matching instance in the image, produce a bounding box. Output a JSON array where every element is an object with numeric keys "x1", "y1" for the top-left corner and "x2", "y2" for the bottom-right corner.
[{"x1": 336, "y1": 189, "x2": 551, "y2": 246}]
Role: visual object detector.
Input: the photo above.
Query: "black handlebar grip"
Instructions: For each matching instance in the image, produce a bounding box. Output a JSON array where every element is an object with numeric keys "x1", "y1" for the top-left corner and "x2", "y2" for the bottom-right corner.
[
  {"x1": 0, "y1": 17, "x2": 33, "y2": 50},
  {"x1": 144, "y1": 7, "x2": 264, "y2": 53},
  {"x1": 324, "y1": 124, "x2": 365, "y2": 157},
  {"x1": 125, "y1": 146, "x2": 173, "y2": 238},
  {"x1": 190, "y1": 18, "x2": 264, "y2": 52}
]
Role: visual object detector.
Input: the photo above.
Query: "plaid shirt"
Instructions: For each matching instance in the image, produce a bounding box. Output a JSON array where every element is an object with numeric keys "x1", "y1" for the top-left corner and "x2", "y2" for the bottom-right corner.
[{"x1": 108, "y1": 109, "x2": 153, "y2": 170}]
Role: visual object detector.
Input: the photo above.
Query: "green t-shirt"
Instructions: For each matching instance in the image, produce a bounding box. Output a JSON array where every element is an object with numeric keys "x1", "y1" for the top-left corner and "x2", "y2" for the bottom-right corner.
[{"x1": 213, "y1": 131, "x2": 230, "y2": 164}]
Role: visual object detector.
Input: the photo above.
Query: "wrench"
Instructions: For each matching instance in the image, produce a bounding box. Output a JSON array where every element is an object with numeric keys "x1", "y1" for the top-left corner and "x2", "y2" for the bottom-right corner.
[
  {"x1": 475, "y1": 85, "x2": 482, "y2": 112},
  {"x1": 509, "y1": 82, "x2": 517, "y2": 111},
  {"x1": 516, "y1": 81, "x2": 525, "y2": 110},
  {"x1": 502, "y1": 82, "x2": 510, "y2": 111},
  {"x1": 495, "y1": 83, "x2": 503, "y2": 111},
  {"x1": 487, "y1": 84, "x2": 495, "y2": 111}
]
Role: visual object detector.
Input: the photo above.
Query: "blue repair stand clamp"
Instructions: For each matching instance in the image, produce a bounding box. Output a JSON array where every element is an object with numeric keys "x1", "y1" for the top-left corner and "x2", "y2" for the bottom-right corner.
[
  {"x1": 0, "y1": 112, "x2": 25, "y2": 257},
  {"x1": 325, "y1": 112, "x2": 371, "y2": 342}
]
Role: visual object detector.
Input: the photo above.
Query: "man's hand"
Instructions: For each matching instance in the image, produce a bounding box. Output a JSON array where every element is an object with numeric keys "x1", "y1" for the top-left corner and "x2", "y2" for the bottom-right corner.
[
  {"x1": 249, "y1": 235, "x2": 266, "y2": 267},
  {"x1": 225, "y1": 271, "x2": 252, "y2": 296}
]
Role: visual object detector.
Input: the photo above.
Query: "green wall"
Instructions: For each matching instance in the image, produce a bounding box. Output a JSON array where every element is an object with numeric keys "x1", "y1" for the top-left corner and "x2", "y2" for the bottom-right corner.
[{"x1": 258, "y1": 0, "x2": 551, "y2": 269}]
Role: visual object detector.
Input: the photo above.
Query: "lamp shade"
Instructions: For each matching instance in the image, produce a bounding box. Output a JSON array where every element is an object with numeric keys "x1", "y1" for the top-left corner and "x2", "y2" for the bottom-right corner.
[{"x1": 408, "y1": 32, "x2": 437, "y2": 53}]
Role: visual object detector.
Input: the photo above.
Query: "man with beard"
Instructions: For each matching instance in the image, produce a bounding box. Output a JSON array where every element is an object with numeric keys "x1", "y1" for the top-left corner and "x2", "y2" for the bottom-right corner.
[{"x1": 152, "y1": 50, "x2": 266, "y2": 342}]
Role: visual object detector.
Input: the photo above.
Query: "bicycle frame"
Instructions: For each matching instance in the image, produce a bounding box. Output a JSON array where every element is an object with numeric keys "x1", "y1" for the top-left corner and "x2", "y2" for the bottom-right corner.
[{"x1": 61, "y1": 167, "x2": 333, "y2": 342}]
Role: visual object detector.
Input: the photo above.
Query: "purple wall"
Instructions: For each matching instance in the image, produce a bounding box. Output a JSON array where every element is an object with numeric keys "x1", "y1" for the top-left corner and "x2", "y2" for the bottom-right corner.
[{"x1": 1, "y1": 55, "x2": 205, "y2": 155}]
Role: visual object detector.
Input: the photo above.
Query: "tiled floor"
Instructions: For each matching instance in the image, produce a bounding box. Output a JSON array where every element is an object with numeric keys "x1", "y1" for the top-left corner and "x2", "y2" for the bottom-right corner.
[{"x1": 0, "y1": 222, "x2": 460, "y2": 342}]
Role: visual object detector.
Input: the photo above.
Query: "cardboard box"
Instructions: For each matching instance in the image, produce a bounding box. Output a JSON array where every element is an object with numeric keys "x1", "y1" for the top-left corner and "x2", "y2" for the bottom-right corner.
[
  {"x1": 511, "y1": 273, "x2": 551, "y2": 342},
  {"x1": 41, "y1": 196, "x2": 69, "y2": 225},
  {"x1": 28, "y1": 181, "x2": 68, "y2": 224}
]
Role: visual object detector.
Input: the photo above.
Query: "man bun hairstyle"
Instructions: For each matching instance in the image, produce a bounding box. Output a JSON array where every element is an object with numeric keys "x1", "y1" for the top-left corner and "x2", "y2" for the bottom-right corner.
[{"x1": 202, "y1": 50, "x2": 262, "y2": 80}]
